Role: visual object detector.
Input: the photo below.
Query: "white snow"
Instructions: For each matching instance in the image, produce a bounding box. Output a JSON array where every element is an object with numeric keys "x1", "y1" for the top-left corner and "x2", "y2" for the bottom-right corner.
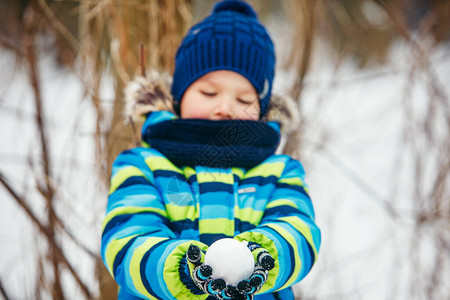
[
  {"x1": 204, "y1": 238, "x2": 255, "y2": 285},
  {"x1": 0, "y1": 25, "x2": 448, "y2": 300}
]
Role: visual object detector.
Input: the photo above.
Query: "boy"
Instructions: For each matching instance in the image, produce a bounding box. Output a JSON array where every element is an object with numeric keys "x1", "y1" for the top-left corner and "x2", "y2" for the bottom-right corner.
[{"x1": 101, "y1": 1, "x2": 321, "y2": 299}]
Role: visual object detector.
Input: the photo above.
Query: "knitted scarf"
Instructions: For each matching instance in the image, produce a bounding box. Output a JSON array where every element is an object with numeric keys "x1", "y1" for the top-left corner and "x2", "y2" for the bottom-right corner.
[{"x1": 142, "y1": 118, "x2": 280, "y2": 169}]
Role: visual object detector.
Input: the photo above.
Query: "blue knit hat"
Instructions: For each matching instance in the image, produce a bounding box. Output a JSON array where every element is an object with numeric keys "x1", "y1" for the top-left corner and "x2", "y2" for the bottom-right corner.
[{"x1": 171, "y1": 0, "x2": 275, "y2": 117}]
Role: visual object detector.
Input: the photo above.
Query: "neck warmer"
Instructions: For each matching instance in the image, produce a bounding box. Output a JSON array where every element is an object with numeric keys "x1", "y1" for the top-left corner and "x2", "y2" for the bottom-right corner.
[{"x1": 142, "y1": 118, "x2": 280, "y2": 169}]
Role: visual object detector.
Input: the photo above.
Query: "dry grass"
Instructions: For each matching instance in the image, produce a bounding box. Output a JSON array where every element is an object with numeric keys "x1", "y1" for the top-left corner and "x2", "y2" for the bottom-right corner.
[{"x1": 0, "y1": 0, "x2": 448, "y2": 299}]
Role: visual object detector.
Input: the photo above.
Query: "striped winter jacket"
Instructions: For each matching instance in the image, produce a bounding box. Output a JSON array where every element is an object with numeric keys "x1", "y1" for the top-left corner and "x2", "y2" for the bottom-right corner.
[{"x1": 101, "y1": 79, "x2": 321, "y2": 299}]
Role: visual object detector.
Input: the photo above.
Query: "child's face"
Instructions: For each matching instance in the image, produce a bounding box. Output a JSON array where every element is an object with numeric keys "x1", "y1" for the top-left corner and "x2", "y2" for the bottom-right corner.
[{"x1": 180, "y1": 70, "x2": 260, "y2": 120}]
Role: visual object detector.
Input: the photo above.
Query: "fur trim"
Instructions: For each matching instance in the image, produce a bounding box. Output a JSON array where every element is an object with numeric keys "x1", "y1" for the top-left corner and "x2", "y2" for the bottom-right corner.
[
  {"x1": 124, "y1": 70, "x2": 174, "y2": 121},
  {"x1": 264, "y1": 93, "x2": 300, "y2": 135},
  {"x1": 124, "y1": 71, "x2": 299, "y2": 134}
]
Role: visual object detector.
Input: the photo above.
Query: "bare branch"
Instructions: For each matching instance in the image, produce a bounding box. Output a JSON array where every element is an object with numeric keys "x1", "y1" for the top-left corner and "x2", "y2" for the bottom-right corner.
[
  {"x1": 0, "y1": 172, "x2": 93, "y2": 299},
  {"x1": 0, "y1": 276, "x2": 12, "y2": 300},
  {"x1": 0, "y1": 38, "x2": 23, "y2": 55},
  {"x1": 0, "y1": 172, "x2": 49, "y2": 236},
  {"x1": 35, "y1": 0, "x2": 79, "y2": 52},
  {"x1": 139, "y1": 42, "x2": 146, "y2": 77}
]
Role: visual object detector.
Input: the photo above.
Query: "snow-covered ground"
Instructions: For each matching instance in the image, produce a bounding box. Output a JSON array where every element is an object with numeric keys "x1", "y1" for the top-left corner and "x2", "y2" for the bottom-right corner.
[{"x1": 1, "y1": 33, "x2": 449, "y2": 299}]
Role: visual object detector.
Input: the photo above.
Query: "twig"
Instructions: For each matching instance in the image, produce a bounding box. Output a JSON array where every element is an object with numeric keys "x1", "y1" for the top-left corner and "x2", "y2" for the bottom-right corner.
[
  {"x1": 0, "y1": 173, "x2": 49, "y2": 238},
  {"x1": 23, "y1": 8, "x2": 65, "y2": 298},
  {"x1": 126, "y1": 43, "x2": 147, "y2": 147},
  {"x1": 0, "y1": 276, "x2": 12, "y2": 300},
  {"x1": 0, "y1": 173, "x2": 93, "y2": 299},
  {"x1": 54, "y1": 214, "x2": 98, "y2": 259},
  {"x1": 0, "y1": 38, "x2": 23, "y2": 55},
  {"x1": 36, "y1": 0, "x2": 79, "y2": 52},
  {"x1": 139, "y1": 42, "x2": 146, "y2": 77},
  {"x1": 128, "y1": 116, "x2": 141, "y2": 146},
  {"x1": 21, "y1": 7, "x2": 93, "y2": 299}
]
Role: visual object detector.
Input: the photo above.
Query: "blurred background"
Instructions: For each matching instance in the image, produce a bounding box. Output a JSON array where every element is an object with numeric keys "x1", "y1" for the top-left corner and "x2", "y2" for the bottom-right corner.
[{"x1": 0, "y1": 0, "x2": 449, "y2": 299}]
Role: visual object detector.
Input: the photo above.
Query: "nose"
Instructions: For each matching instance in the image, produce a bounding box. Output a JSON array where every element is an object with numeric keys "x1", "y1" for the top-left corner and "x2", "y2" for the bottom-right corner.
[{"x1": 213, "y1": 96, "x2": 233, "y2": 120}]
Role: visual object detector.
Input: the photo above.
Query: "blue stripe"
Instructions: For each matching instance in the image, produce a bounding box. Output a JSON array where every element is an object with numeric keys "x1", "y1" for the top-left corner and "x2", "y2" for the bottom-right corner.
[
  {"x1": 170, "y1": 219, "x2": 198, "y2": 235},
  {"x1": 274, "y1": 287, "x2": 294, "y2": 300},
  {"x1": 120, "y1": 149, "x2": 135, "y2": 156},
  {"x1": 259, "y1": 225, "x2": 296, "y2": 285},
  {"x1": 200, "y1": 233, "x2": 231, "y2": 246},
  {"x1": 241, "y1": 175, "x2": 278, "y2": 186},
  {"x1": 276, "y1": 183, "x2": 308, "y2": 197},
  {"x1": 233, "y1": 174, "x2": 241, "y2": 182},
  {"x1": 263, "y1": 205, "x2": 310, "y2": 219},
  {"x1": 112, "y1": 230, "x2": 159, "y2": 277},
  {"x1": 267, "y1": 220, "x2": 315, "y2": 282},
  {"x1": 102, "y1": 212, "x2": 169, "y2": 239},
  {"x1": 153, "y1": 170, "x2": 185, "y2": 180},
  {"x1": 113, "y1": 150, "x2": 150, "y2": 172},
  {"x1": 199, "y1": 182, "x2": 233, "y2": 193},
  {"x1": 235, "y1": 219, "x2": 256, "y2": 233},
  {"x1": 107, "y1": 186, "x2": 160, "y2": 212},
  {"x1": 115, "y1": 176, "x2": 150, "y2": 192},
  {"x1": 300, "y1": 238, "x2": 314, "y2": 275},
  {"x1": 202, "y1": 204, "x2": 234, "y2": 218},
  {"x1": 113, "y1": 235, "x2": 139, "y2": 278},
  {"x1": 140, "y1": 240, "x2": 171, "y2": 300},
  {"x1": 179, "y1": 228, "x2": 199, "y2": 240},
  {"x1": 187, "y1": 174, "x2": 197, "y2": 185}
]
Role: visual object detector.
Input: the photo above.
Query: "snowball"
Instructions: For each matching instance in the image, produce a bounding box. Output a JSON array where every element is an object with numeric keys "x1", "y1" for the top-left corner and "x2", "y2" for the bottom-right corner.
[{"x1": 204, "y1": 238, "x2": 255, "y2": 285}]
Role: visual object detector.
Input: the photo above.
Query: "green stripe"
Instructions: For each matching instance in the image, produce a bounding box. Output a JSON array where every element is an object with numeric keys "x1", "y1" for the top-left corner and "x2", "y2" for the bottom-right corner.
[
  {"x1": 145, "y1": 156, "x2": 182, "y2": 173},
  {"x1": 279, "y1": 216, "x2": 318, "y2": 258},
  {"x1": 244, "y1": 162, "x2": 285, "y2": 179},
  {"x1": 199, "y1": 218, "x2": 234, "y2": 236},
  {"x1": 109, "y1": 166, "x2": 146, "y2": 194},
  {"x1": 182, "y1": 166, "x2": 196, "y2": 180},
  {"x1": 102, "y1": 206, "x2": 167, "y2": 232},
  {"x1": 165, "y1": 203, "x2": 199, "y2": 222},
  {"x1": 232, "y1": 167, "x2": 245, "y2": 180},
  {"x1": 197, "y1": 171, "x2": 234, "y2": 184},
  {"x1": 264, "y1": 223, "x2": 301, "y2": 291},
  {"x1": 130, "y1": 237, "x2": 167, "y2": 299},
  {"x1": 266, "y1": 199, "x2": 298, "y2": 209},
  {"x1": 278, "y1": 177, "x2": 304, "y2": 187},
  {"x1": 163, "y1": 241, "x2": 209, "y2": 300},
  {"x1": 237, "y1": 207, "x2": 264, "y2": 225},
  {"x1": 105, "y1": 234, "x2": 140, "y2": 278}
]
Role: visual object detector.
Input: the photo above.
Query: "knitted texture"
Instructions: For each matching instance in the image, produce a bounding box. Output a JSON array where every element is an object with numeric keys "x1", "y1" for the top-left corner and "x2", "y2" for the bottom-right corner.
[
  {"x1": 142, "y1": 117, "x2": 280, "y2": 169},
  {"x1": 179, "y1": 256, "x2": 205, "y2": 295},
  {"x1": 171, "y1": 0, "x2": 275, "y2": 117}
]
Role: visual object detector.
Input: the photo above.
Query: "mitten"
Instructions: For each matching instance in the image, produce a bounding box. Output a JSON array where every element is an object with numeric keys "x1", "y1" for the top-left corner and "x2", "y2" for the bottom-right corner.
[
  {"x1": 234, "y1": 241, "x2": 275, "y2": 296},
  {"x1": 178, "y1": 244, "x2": 226, "y2": 296},
  {"x1": 179, "y1": 244, "x2": 227, "y2": 297},
  {"x1": 181, "y1": 241, "x2": 275, "y2": 300}
]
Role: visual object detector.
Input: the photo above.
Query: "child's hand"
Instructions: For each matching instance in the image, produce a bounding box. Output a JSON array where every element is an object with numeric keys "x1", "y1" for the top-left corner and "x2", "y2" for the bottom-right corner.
[
  {"x1": 239, "y1": 242, "x2": 275, "y2": 295},
  {"x1": 183, "y1": 244, "x2": 227, "y2": 297},
  {"x1": 182, "y1": 242, "x2": 275, "y2": 299}
]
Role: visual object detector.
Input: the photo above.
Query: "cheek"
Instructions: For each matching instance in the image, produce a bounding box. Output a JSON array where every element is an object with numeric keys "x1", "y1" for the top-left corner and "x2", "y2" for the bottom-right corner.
[
  {"x1": 236, "y1": 103, "x2": 260, "y2": 120},
  {"x1": 182, "y1": 107, "x2": 208, "y2": 119},
  {"x1": 180, "y1": 99, "x2": 210, "y2": 119}
]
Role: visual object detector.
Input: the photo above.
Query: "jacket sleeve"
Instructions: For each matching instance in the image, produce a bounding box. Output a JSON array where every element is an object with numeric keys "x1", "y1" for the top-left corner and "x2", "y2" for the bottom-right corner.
[
  {"x1": 100, "y1": 148, "x2": 208, "y2": 300},
  {"x1": 234, "y1": 157, "x2": 321, "y2": 294}
]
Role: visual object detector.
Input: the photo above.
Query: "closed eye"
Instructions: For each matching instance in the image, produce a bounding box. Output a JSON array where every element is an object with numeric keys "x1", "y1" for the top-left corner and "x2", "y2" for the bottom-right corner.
[
  {"x1": 200, "y1": 91, "x2": 217, "y2": 97},
  {"x1": 238, "y1": 98, "x2": 256, "y2": 104}
]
